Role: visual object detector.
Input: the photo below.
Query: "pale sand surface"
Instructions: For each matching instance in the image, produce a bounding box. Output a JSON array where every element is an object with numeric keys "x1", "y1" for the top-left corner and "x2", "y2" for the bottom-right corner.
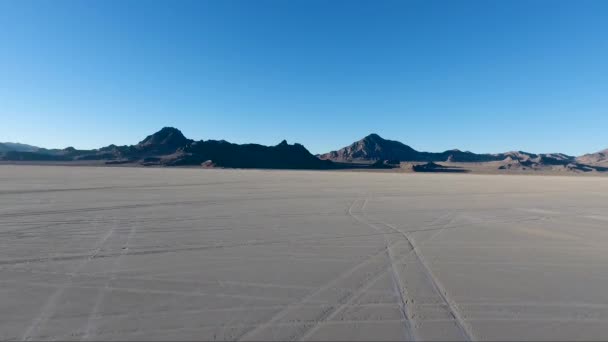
[{"x1": 2, "y1": 165, "x2": 608, "y2": 341}]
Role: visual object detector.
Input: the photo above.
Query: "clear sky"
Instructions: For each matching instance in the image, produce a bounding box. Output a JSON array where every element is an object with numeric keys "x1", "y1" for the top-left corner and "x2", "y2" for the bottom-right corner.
[{"x1": 1, "y1": 0, "x2": 607, "y2": 155}]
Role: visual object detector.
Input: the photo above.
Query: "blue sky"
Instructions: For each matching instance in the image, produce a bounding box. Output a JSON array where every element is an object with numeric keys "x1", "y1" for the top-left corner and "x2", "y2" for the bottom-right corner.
[{"x1": 1, "y1": 0, "x2": 607, "y2": 155}]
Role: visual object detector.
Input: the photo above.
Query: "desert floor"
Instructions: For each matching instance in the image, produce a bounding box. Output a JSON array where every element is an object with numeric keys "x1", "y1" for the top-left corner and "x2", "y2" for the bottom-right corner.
[{"x1": 2, "y1": 165, "x2": 608, "y2": 341}]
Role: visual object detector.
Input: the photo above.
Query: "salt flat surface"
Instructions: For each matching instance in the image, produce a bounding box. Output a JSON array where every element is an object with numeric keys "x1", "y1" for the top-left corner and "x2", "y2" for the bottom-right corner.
[{"x1": 2, "y1": 165, "x2": 608, "y2": 341}]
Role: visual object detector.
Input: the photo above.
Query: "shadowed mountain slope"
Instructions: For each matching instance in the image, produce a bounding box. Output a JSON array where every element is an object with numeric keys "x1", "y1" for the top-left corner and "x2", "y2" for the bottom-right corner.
[{"x1": 167, "y1": 139, "x2": 334, "y2": 169}]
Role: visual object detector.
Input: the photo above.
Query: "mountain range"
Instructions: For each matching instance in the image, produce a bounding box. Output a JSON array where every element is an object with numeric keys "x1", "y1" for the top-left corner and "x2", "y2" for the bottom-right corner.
[
  {"x1": 1, "y1": 128, "x2": 607, "y2": 172},
  {"x1": 0, "y1": 127, "x2": 334, "y2": 169},
  {"x1": 319, "y1": 133, "x2": 502, "y2": 163},
  {"x1": 320, "y1": 133, "x2": 608, "y2": 172}
]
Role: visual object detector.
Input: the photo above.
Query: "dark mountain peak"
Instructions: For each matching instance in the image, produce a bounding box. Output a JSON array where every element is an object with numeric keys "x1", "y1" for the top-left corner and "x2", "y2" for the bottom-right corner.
[
  {"x1": 319, "y1": 134, "x2": 419, "y2": 162},
  {"x1": 362, "y1": 133, "x2": 384, "y2": 141},
  {"x1": 138, "y1": 127, "x2": 188, "y2": 147},
  {"x1": 137, "y1": 127, "x2": 191, "y2": 150},
  {"x1": 359, "y1": 133, "x2": 394, "y2": 147},
  {"x1": 275, "y1": 140, "x2": 308, "y2": 154}
]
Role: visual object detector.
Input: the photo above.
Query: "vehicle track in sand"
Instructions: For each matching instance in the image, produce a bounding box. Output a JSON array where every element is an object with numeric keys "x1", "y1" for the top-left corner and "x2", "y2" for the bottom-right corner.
[
  {"x1": 81, "y1": 217, "x2": 140, "y2": 340},
  {"x1": 346, "y1": 198, "x2": 417, "y2": 341},
  {"x1": 20, "y1": 217, "x2": 119, "y2": 341},
  {"x1": 238, "y1": 198, "x2": 460, "y2": 341},
  {"x1": 351, "y1": 197, "x2": 475, "y2": 341},
  {"x1": 371, "y1": 217, "x2": 476, "y2": 341},
  {"x1": 235, "y1": 221, "x2": 398, "y2": 340}
]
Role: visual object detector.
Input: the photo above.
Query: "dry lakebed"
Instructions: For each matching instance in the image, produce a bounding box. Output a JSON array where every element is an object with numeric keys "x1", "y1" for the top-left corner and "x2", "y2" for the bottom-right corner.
[{"x1": 2, "y1": 165, "x2": 608, "y2": 341}]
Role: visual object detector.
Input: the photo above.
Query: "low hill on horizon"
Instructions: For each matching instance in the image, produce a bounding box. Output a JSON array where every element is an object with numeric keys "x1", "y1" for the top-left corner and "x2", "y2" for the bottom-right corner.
[
  {"x1": 0, "y1": 142, "x2": 41, "y2": 153},
  {"x1": 577, "y1": 149, "x2": 608, "y2": 167}
]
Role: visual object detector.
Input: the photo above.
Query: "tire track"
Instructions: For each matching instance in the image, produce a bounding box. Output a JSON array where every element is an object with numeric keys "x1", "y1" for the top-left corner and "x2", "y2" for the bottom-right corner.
[
  {"x1": 20, "y1": 217, "x2": 119, "y2": 341},
  {"x1": 0, "y1": 200, "x2": 218, "y2": 219},
  {"x1": 6, "y1": 268, "x2": 407, "y2": 297},
  {"x1": 0, "y1": 193, "x2": 360, "y2": 219},
  {"x1": 0, "y1": 278, "x2": 297, "y2": 302},
  {"x1": 81, "y1": 217, "x2": 140, "y2": 340},
  {"x1": 235, "y1": 199, "x2": 407, "y2": 341},
  {"x1": 350, "y1": 198, "x2": 477, "y2": 341},
  {"x1": 251, "y1": 199, "x2": 452, "y2": 341},
  {"x1": 373, "y1": 217, "x2": 476, "y2": 341},
  {"x1": 0, "y1": 213, "x2": 554, "y2": 268},
  {"x1": 347, "y1": 198, "x2": 416, "y2": 342},
  {"x1": 0, "y1": 230, "x2": 415, "y2": 267},
  {"x1": 417, "y1": 211, "x2": 458, "y2": 246},
  {"x1": 297, "y1": 245, "x2": 414, "y2": 341},
  {"x1": 0, "y1": 180, "x2": 250, "y2": 195},
  {"x1": 290, "y1": 242, "x2": 417, "y2": 341}
]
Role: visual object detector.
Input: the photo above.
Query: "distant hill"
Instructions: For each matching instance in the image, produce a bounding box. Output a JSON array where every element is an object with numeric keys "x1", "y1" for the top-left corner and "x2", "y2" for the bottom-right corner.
[
  {"x1": 0, "y1": 142, "x2": 41, "y2": 153},
  {"x1": 318, "y1": 134, "x2": 502, "y2": 163},
  {"x1": 319, "y1": 134, "x2": 420, "y2": 162},
  {"x1": 577, "y1": 149, "x2": 608, "y2": 166}
]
